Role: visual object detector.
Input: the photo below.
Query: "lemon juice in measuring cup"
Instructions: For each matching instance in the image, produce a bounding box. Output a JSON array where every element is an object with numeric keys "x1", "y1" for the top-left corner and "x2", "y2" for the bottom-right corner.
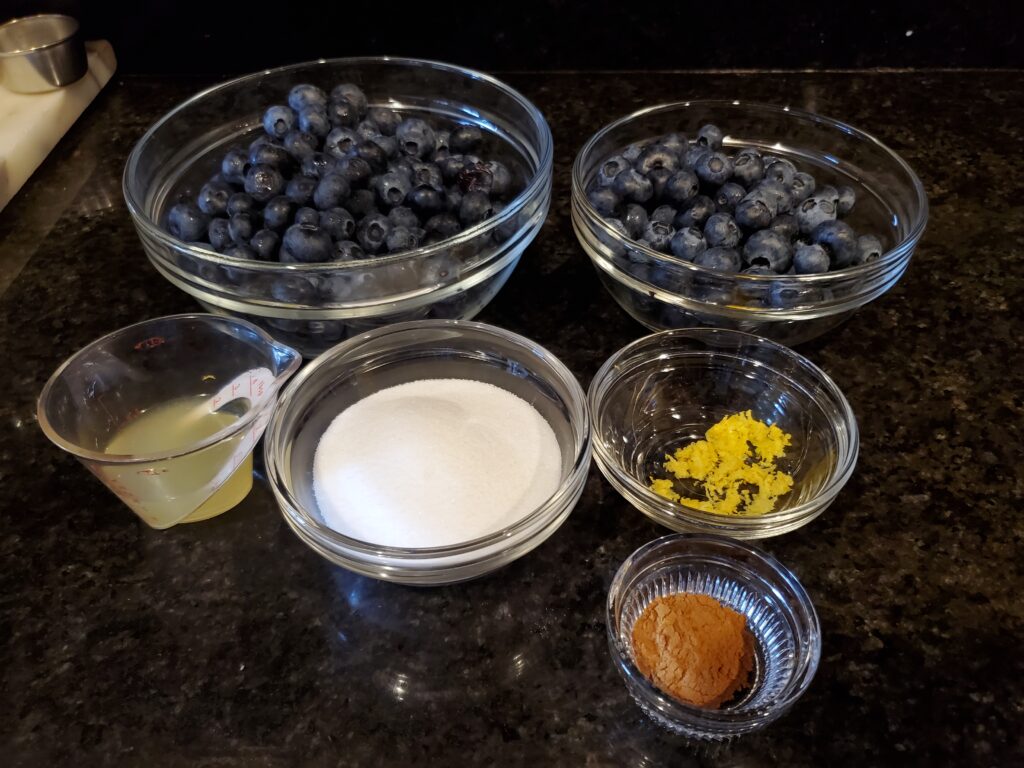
[{"x1": 38, "y1": 315, "x2": 300, "y2": 529}]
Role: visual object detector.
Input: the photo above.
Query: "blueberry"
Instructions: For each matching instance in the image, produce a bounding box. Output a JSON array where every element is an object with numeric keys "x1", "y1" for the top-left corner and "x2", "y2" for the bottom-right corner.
[
  {"x1": 855, "y1": 234, "x2": 884, "y2": 265},
  {"x1": 283, "y1": 130, "x2": 319, "y2": 160},
  {"x1": 407, "y1": 187, "x2": 445, "y2": 216},
  {"x1": 297, "y1": 107, "x2": 330, "y2": 139},
  {"x1": 249, "y1": 229, "x2": 280, "y2": 261},
  {"x1": 396, "y1": 118, "x2": 436, "y2": 159},
  {"x1": 623, "y1": 203, "x2": 649, "y2": 239},
  {"x1": 674, "y1": 195, "x2": 716, "y2": 229},
  {"x1": 166, "y1": 203, "x2": 208, "y2": 242},
  {"x1": 456, "y1": 162, "x2": 494, "y2": 195},
  {"x1": 731, "y1": 149, "x2": 764, "y2": 187},
  {"x1": 356, "y1": 119, "x2": 382, "y2": 142},
  {"x1": 670, "y1": 227, "x2": 706, "y2": 261},
  {"x1": 598, "y1": 155, "x2": 631, "y2": 187},
  {"x1": 262, "y1": 196, "x2": 294, "y2": 231},
  {"x1": 612, "y1": 168, "x2": 654, "y2": 204},
  {"x1": 354, "y1": 140, "x2": 388, "y2": 172},
  {"x1": 301, "y1": 152, "x2": 336, "y2": 180},
  {"x1": 222, "y1": 244, "x2": 257, "y2": 261},
  {"x1": 743, "y1": 229, "x2": 793, "y2": 272},
  {"x1": 344, "y1": 188, "x2": 377, "y2": 218},
  {"x1": 286, "y1": 175, "x2": 317, "y2": 206},
  {"x1": 281, "y1": 224, "x2": 332, "y2": 263},
  {"x1": 459, "y1": 190, "x2": 494, "y2": 226},
  {"x1": 642, "y1": 220, "x2": 674, "y2": 253},
  {"x1": 812, "y1": 219, "x2": 858, "y2": 268},
  {"x1": 837, "y1": 186, "x2": 857, "y2": 217},
  {"x1": 410, "y1": 161, "x2": 444, "y2": 191},
  {"x1": 696, "y1": 124, "x2": 724, "y2": 150},
  {"x1": 336, "y1": 156, "x2": 373, "y2": 187},
  {"x1": 439, "y1": 155, "x2": 467, "y2": 184},
  {"x1": 793, "y1": 242, "x2": 831, "y2": 274},
  {"x1": 768, "y1": 281, "x2": 805, "y2": 308},
  {"x1": 356, "y1": 212, "x2": 391, "y2": 254},
  {"x1": 703, "y1": 212, "x2": 741, "y2": 248},
  {"x1": 663, "y1": 169, "x2": 699, "y2": 206},
  {"x1": 327, "y1": 99, "x2": 359, "y2": 128},
  {"x1": 386, "y1": 225, "x2": 424, "y2": 253},
  {"x1": 695, "y1": 246, "x2": 740, "y2": 273},
  {"x1": 320, "y1": 207, "x2": 356, "y2": 240},
  {"x1": 331, "y1": 83, "x2": 368, "y2": 117},
  {"x1": 790, "y1": 172, "x2": 816, "y2": 202},
  {"x1": 425, "y1": 213, "x2": 461, "y2": 238},
  {"x1": 220, "y1": 148, "x2": 250, "y2": 184},
  {"x1": 695, "y1": 151, "x2": 734, "y2": 187},
  {"x1": 228, "y1": 212, "x2": 255, "y2": 244},
  {"x1": 311, "y1": 173, "x2": 349, "y2": 211},
  {"x1": 249, "y1": 142, "x2": 294, "y2": 173},
  {"x1": 287, "y1": 84, "x2": 327, "y2": 112},
  {"x1": 367, "y1": 108, "x2": 401, "y2": 136},
  {"x1": 817, "y1": 185, "x2": 840, "y2": 206},
  {"x1": 636, "y1": 144, "x2": 680, "y2": 175},
  {"x1": 650, "y1": 205, "x2": 677, "y2": 226},
  {"x1": 449, "y1": 124, "x2": 483, "y2": 154},
  {"x1": 387, "y1": 206, "x2": 419, "y2": 229},
  {"x1": 742, "y1": 265, "x2": 774, "y2": 276},
  {"x1": 647, "y1": 167, "x2": 674, "y2": 201},
  {"x1": 444, "y1": 186, "x2": 463, "y2": 214},
  {"x1": 333, "y1": 240, "x2": 365, "y2": 261},
  {"x1": 207, "y1": 217, "x2": 232, "y2": 251},
  {"x1": 293, "y1": 207, "x2": 320, "y2": 226},
  {"x1": 244, "y1": 164, "x2": 285, "y2": 203},
  {"x1": 715, "y1": 182, "x2": 746, "y2": 213},
  {"x1": 734, "y1": 198, "x2": 773, "y2": 230},
  {"x1": 373, "y1": 171, "x2": 411, "y2": 208},
  {"x1": 483, "y1": 160, "x2": 513, "y2": 198},
  {"x1": 370, "y1": 134, "x2": 399, "y2": 159},
  {"x1": 763, "y1": 157, "x2": 797, "y2": 186},
  {"x1": 768, "y1": 213, "x2": 799, "y2": 240},
  {"x1": 621, "y1": 142, "x2": 647, "y2": 164},
  {"x1": 796, "y1": 195, "x2": 838, "y2": 235},
  {"x1": 683, "y1": 144, "x2": 711, "y2": 170},
  {"x1": 587, "y1": 187, "x2": 620, "y2": 216},
  {"x1": 324, "y1": 127, "x2": 360, "y2": 159},
  {"x1": 751, "y1": 179, "x2": 793, "y2": 213},
  {"x1": 226, "y1": 192, "x2": 255, "y2": 217},
  {"x1": 659, "y1": 132, "x2": 688, "y2": 155},
  {"x1": 602, "y1": 217, "x2": 629, "y2": 244},
  {"x1": 434, "y1": 131, "x2": 451, "y2": 155},
  {"x1": 262, "y1": 105, "x2": 296, "y2": 140},
  {"x1": 197, "y1": 179, "x2": 232, "y2": 216}
]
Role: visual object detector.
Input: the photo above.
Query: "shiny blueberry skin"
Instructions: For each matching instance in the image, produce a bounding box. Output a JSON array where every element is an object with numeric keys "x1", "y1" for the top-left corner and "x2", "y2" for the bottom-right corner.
[
  {"x1": 319, "y1": 207, "x2": 356, "y2": 240},
  {"x1": 220, "y1": 149, "x2": 250, "y2": 185},
  {"x1": 768, "y1": 213, "x2": 799, "y2": 240},
  {"x1": 646, "y1": 167, "x2": 673, "y2": 201},
  {"x1": 791, "y1": 172, "x2": 816, "y2": 202},
  {"x1": 249, "y1": 142, "x2": 294, "y2": 174},
  {"x1": 244, "y1": 164, "x2": 285, "y2": 203},
  {"x1": 327, "y1": 99, "x2": 359, "y2": 128},
  {"x1": 641, "y1": 220, "x2": 674, "y2": 253},
  {"x1": 763, "y1": 157, "x2": 797, "y2": 186},
  {"x1": 674, "y1": 195, "x2": 716, "y2": 229},
  {"x1": 670, "y1": 226, "x2": 706, "y2": 261},
  {"x1": 312, "y1": 173, "x2": 350, "y2": 210},
  {"x1": 743, "y1": 229, "x2": 793, "y2": 272},
  {"x1": 324, "y1": 127, "x2": 360, "y2": 159},
  {"x1": 262, "y1": 105, "x2": 295, "y2": 140},
  {"x1": 817, "y1": 185, "x2": 840, "y2": 206},
  {"x1": 197, "y1": 180, "x2": 232, "y2": 216},
  {"x1": 334, "y1": 240, "x2": 365, "y2": 261},
  {"x1": 262, "y1": 196, "x2": 294, "y2": 231},
  {"x1": 281, "y1": 223, "x2": 333, "y2": 263},
  {"x1": 696, "y1": 124, "x2": 724, "y2": 150},
  {"x1": 222, "y1": 244, "x2": 257, "y2": 261},
  {"x1": 598, "y1": 155, "x2": 631, "y2": 187},
  {"x1": 612, "y1": 168, "x2": 654, "y2": 204},
  {"x1": 621, "y1": 142, "x2": 646, "y2": 164},
  {"x1": 459, "y1": 191, "x2": 494, "y2": 226},
  {"x1": 796, "y1": 195, "x2": 838, "y2": 235},
  {"x1": 336, "y1": 156, "x2": 373, "y2": 188},
  {"x1": 388, "y1": 206, "x2": 420, "y2": 229},
  {"x1": 484, "y1": 160, "x2": 513, "y2": 198},
  {"x1": 356, "y1": 213, "x2": 391, "y2": 254},
  {"x1": 300, "y1": 152, "x2": 335, "y2": 180},
  {"x1": 663, "y1": 169, "x2": 699, "y2": 206},
  {"x1": 373, "y1": 171, "x2": 411, "y2": 208},
  {"x1": 407, "y1": 187, "x2": 445, "y2": 216},
  {"x1": 768, "y1": 281, "x2": 806, "y2": 308},
  {"x1": 855, "y1": 233, "x2": 884, "y2": 265},
  {"x1": 287, "y1": 84, "x2": 327, "y2": 112},
  {"x1": 249, "y1": 229, "x2": 280, "y2": 261},
  {"x1": 410, "y1": 161, "x2": 444, "y2": 191},
  {"x1": 456, "y1": 162, "x2": 494, "y2": 195},
  {"x1": 285, "y1": 176, "x2": 317, "y2": 207},
  {"x1": 167, "y1": 203, "x2": 208, "y2": 242},
  {"x1": 207, "y1": 217, "x2": 232, "y2": 251},
  {"x1": 385, "y1": 225, "x2": 421, "y2": 253},
  {"x1": 367, "y1": 108, "x2": 401, "y2": 136},
  {"x1": 752, "y1": 179, "x2": 793, "y2": 214},
  {"x1": 650, "y1": 205, "x2": 677, "y2": 226},
  {"x1": 695, "y1": 151, "x2": 734, "y2": 187},
  {"x1": 812, "y1": 219, "x2": 859, "y2": 268},
  {"x1": 330, "y1": 83, "x2": 367, "y2": 115},
  {"x1": 344, "y1": 189, "x2": 377, "y2": 218},
  {"x1": 439, "y1": 155, "x2": 467, "y2": 184},
  {"x1": 425, "y1": 212, "x2": 461, "y2": 238},
  {"x1": 228, "y1": 212, "x2": 255, "y2": 245},
  {"x1": 659, "y1": 132, "x2": 688, "y2": 155},
  {"x1": 353, "y1": 140, "x2": 387, "y2": 172},
  {"x1": 623, "y1": 203, "x2": 649, "y2": 239},
  {"x1": 837, "y1": 186, "x2": 857, "y2": 216},
  {"x1": 396, "y1": 118, "x2": 436, "y2": 159},
  {"x1": 356, "y1": 119, "x2": 382, "y2": 142},
  {"x1": 449, "y1": 124, "x2": 483, "y2": 154},
  {"x1": 298, "y1": 107, "x2": 330, "y2": 139},
  {"x1": 226, "y1": 193, "x2": 255, "y2": 217},
  {"x1": 703, "y1": 212, "x2": 741, "y2": 248},
  {"x1": 636, "y1": 144, "x2": 680, "y2": 175},
  {"x1": 793, "y1": 242, "x2": 831, "y2": 274},
  {"x1": 587, "y1": 187, "x2": 620, "y2": 216},
  {"x1": 293, "y1": 207, "x2": 320, "y2": 226},
  {"x1": 695, "y1": 246, "x2": 740, "y2": 273},
  {"x1": 683, "y1": 144, "x2": 710, "y2": 170},
  {"x1": 283, "y1": 130, "x2": 319, "y2": 161},
  {"x1": 731, "y1": 149, "x2": 764, "y2": 187},
  {"x1": 370, "y1": 134, "x2": 399, "y2": 159},
  {"x1": 715, "y1": 182, "x2": 746, "y2": 213},
  {"x1": 734, "y1": 198, "x2": 773, "y2": 230}
]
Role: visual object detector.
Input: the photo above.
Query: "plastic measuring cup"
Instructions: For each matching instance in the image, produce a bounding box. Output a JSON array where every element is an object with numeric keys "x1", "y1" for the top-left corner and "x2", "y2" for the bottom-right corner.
[{"x1": 38, "y1": 314, "x2": 301, "y2": 529}]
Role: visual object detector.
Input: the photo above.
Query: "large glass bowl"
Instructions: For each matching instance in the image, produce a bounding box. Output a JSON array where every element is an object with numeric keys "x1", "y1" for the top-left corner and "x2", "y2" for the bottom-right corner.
[
  {"x1": 124, "y1": 57, "x2": 553, "y2": 358},
  {"x1": 572, "y1": 101, "x2": 927, "y2": 346},
  {"x1": 588, "y1": 328, "x2": 858, "y2": 539},
  {"x1": 263, "y1": 319, "x2": 591, "y2": 585}
]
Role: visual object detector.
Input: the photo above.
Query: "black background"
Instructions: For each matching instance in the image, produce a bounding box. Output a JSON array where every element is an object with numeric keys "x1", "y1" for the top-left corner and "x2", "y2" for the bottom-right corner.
[{"x1": 4, "y1": 0, "x2": 1022, "y2": 74}]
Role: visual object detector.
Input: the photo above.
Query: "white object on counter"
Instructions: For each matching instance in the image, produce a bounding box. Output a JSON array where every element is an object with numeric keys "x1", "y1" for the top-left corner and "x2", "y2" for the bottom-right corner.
[{"x1": 0, "y1": 40, "x2": 116, "y2": 213}]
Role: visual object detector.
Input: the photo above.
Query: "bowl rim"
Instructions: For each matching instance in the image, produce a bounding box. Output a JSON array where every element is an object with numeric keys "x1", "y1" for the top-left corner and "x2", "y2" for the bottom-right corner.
[
  {"x1": 587, "y1": 327, "x2": 859, "y2": 531},
  {"x1": 571, "y1": 99, "x2": 929, "y2": 284},
  {"x1": 264, "y1": 318, "x2": 593, "y2": 560},
  {"x1": 122, "y1": 55, "x2": 554, "y2": 274},
  {"x1": 606, "y1": 532, "x2": 822, "y2": 729}
]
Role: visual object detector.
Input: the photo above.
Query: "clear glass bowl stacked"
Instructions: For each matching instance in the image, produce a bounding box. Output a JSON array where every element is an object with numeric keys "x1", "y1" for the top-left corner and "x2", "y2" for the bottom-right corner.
[{"x1": 124, "y1": 57, "x2": 553, "y2": 357}]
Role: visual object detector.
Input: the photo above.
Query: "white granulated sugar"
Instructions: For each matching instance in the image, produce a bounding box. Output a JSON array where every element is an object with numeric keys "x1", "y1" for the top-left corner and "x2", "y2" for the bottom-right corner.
[{"x1": 313, "y1": 378, "x2": 562, "y2": 548}]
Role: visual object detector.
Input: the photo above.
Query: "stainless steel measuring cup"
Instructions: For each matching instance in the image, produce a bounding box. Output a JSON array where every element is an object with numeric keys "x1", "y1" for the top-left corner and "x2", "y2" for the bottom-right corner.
[{"x1": 38, "y1": 314, "x2": 301, "y2": 529}]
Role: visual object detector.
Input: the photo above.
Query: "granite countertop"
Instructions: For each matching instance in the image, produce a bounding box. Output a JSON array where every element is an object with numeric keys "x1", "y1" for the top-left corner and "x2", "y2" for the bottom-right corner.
[{"x1": 1, "y1": 71, "x2": 1021, "y2": 767}]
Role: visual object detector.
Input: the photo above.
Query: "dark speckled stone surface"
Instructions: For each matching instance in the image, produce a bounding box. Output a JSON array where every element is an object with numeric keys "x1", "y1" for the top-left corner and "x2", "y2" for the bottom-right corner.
[{"x1": 1, "y1": 72, "x2": 1022, "y2": 766}]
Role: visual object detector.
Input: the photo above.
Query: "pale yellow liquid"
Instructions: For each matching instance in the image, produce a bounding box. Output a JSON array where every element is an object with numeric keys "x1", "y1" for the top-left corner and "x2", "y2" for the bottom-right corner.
[{"x1": 101, "y1": 397, "x2": 254, "y2": 528}]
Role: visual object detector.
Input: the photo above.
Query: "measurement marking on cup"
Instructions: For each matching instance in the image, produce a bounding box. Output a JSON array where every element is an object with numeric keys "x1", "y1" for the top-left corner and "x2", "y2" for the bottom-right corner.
[{"x1": 134, "y1": 336, "x2": 165, "y2": 351}]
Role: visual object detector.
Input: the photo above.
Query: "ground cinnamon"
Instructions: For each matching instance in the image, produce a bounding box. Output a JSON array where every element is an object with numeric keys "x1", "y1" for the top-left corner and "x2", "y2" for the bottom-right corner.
[{"x1": 631, "y1": 592, "x2": 755, "y2": 709}]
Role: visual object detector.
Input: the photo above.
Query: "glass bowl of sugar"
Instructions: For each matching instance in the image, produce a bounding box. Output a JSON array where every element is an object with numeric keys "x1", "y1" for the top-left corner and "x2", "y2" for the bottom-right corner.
[{"x1": 264, "y1": 319, "x2": 592, "y2": 585}]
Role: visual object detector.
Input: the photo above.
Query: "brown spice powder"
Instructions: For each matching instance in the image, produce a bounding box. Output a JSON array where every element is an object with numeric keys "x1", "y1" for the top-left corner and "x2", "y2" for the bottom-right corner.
[{"x1": 630, "y1": 592, "x2": 755, "y2": 709}]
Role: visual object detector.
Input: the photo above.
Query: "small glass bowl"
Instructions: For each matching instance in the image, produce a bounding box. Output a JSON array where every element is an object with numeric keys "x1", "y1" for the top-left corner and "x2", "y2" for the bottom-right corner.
[
  {"x1": 588, "y1": 328, "x2": 858, "y2": 539},
  {"x1": 572, "y1": 101, "x2": 928, "y2": 346},
  {"x1": 607, "y1": 534, "x2": 821, "y2": 740},
  {"x1": 264, "y1": 319, "x2": 591, "y2": 585}
]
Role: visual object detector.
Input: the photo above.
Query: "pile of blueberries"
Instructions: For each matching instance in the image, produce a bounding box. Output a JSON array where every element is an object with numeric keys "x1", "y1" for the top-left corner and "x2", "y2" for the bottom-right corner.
[
  {"x1": 587, "y1": 124, "x2": 885, "y2": 276},
  {"x1": 165, "y1": 82, "x2": 519, "y2": 264}
]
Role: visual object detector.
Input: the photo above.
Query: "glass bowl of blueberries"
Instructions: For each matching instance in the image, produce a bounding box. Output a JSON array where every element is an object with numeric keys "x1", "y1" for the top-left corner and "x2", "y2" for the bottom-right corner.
[
  {"x1": 571, "y1": 101, "x2": 927, "y2": 346},
  {"x1": 124, "y1": 57, "x2": 553, "y2": 357}
]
